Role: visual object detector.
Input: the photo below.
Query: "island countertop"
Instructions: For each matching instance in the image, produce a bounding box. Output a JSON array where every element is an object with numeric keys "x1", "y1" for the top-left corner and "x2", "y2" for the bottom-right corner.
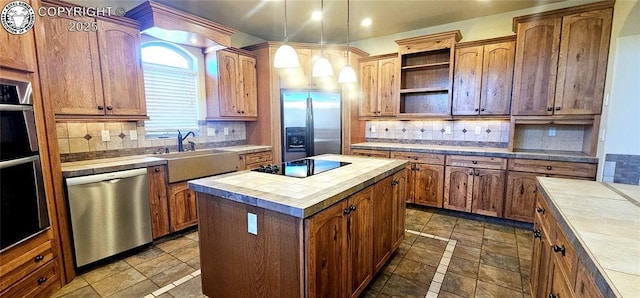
[
  {"x1": 188, "y1": 154, "x2": 408, "y2": 218},
  {"x1": 536, "y1": 177, "x2": 640, "y2": 297}
]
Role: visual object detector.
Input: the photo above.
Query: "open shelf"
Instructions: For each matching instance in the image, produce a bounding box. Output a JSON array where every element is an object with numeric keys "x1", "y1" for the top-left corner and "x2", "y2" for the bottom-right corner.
[
  {"x1": 400, "y1": 87, "x2": 449, "y2": 94},
  {"x1": 401, "y1": 62, "x2": 450, "y2": 70},
  {"x1": 400, "y1": 90, "x2": 450, "y2": 115}
]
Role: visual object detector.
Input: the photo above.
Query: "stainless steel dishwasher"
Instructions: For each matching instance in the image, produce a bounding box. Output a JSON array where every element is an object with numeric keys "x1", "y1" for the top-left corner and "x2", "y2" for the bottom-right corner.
[{"x1": 65, "y1": 168, "x2": 152, "y2": 267}]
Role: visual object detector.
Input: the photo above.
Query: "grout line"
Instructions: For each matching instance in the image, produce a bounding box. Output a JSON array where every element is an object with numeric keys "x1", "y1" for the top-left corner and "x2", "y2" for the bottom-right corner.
[
  {"x1": 406, "y1": 229, "x2": 458, "y2": 298},
  {"x1": 144, "y1": 269, "x2": 201, "y2": 297}
]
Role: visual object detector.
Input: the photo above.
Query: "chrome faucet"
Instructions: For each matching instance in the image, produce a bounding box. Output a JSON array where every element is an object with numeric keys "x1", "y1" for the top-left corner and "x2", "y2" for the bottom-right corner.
[{"x1": 177, "y1": 130, "x2": 195, "y2": 152}]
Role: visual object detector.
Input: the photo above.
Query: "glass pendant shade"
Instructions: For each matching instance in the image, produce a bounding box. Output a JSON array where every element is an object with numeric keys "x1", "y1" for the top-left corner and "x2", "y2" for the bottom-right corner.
[
  {"x1": 312, "y1": 56, "x2": 333, "y2": 77},
  {"x1": 338, "y1": 65, "x2": 357, "y2": 83},
  {"x1": 274, "y1": 43, "x2": 299, "y2": 68}
]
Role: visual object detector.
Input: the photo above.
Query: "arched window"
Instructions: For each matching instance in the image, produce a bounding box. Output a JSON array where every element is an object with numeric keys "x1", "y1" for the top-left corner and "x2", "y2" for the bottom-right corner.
[{"x1": 141, "y1": 42, "x2": 199, "y2": 136}]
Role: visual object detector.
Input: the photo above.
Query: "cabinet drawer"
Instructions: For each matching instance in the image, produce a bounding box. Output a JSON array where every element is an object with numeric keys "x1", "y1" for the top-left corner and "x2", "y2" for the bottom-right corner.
[
  {"x1": 535, "y1": 193, "x2": 552, "y2": 236},
  {"x1": 552, "y1": 224, "x2": 578, "y2": 285},
  {"x1": 245, "y1": 151, "x2": 272, "y2": 164},
  {"x1": 0, "y1": 260, "x2": 59, "y2": 298},
  {"x1": 446, "y1": 155, "x2": 507, "y2": 170},
  {"x1": 351, "y1": 149, "x2": 390, "y2": 158},
  {"x1": 391, "y1": 152, "x2": 445, "y2": 165},
  {"x1": 508, "y1": 159, "x2": 596, "y2": 178},
  {"x1": 0, "y1": 239, "x2": 55, "y2": 292}
]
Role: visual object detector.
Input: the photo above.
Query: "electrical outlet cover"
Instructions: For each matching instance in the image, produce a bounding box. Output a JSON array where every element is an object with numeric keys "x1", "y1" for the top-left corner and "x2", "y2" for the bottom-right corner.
[
  {"x1": 548, "y1": 127, "x2": 556, "y2": 137},
  {"x1": 247, "y1": 213, "x2": 257, "y2": 235},
  {"x1": 129, "y1": 130, "x2": 138, "y2": 140},
  {"x1": 445, "y1": 126, "x2": 452, "y2": 134},
  {"x1": 224, "y1": 127, "x2": 229, "y2": 135},
  {"x1": 475, "y1": 126, "x2": 481, "y2": 135},
  {"x1": 101, "y1": 130, "x2": 110, "y2": 141},
  {"x1": 371, "y1": 125, "x2": 376, "y2": 133}
]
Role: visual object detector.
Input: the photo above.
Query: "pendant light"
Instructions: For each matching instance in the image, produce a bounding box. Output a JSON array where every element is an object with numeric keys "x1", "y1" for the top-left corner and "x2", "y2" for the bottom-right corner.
[
  {"x1": 274, "y1": 0, "x2": 299, "y2": 68},
  {"x1": 338, "y1": 0, "x2": 357, "y2": 83},
  {"x1": 312, "y1": 0, "x2": 333, "y2": 77}
]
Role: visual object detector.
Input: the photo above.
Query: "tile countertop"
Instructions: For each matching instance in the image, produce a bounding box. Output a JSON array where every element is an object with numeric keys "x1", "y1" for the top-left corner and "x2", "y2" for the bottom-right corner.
[
  {"x1": 188, "y1": 154, "x2": 408, "y2": 218},
  {"x1": 61, "y1": 145, "x2": 272, "y2": 178},
  {"x1": 536, "y1": 177, "x2": 640, "y2": 297},
  {"x1": 351, "y1": 142, "x2": 598, "y2": 163}
]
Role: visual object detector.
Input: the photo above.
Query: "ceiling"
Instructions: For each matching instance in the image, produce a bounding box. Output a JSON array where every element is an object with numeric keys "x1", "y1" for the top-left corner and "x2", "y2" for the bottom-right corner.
[{"x1": 74, "y1": 0, "x2": 569, "y2": 43}]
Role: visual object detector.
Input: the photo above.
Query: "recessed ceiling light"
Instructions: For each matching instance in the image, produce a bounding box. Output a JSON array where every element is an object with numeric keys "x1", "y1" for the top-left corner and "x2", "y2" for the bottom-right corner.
[
  {"x1": 312, "y1": 11, "x2": 322, "y2": 21},
  {"x1": 361, "y1": 18, "x2": 372, "y2": 27}
]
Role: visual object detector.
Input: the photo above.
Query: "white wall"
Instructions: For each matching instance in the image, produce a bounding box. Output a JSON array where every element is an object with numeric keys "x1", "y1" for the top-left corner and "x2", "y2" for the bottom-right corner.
[{"x1": 597, "y1": 0, "x2": 640, "y2": 179}]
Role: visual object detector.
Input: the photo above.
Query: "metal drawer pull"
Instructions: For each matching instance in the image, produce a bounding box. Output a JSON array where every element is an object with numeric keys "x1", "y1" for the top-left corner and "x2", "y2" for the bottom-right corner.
[
  {"x1": 546, "y1": 166, "x2": 552, "y2": 170},
  {"x1": 472, "y1": 161, "x2": 478, "y2": 164},
  {"x1": 38, "y1": 277, "x2": 47, "y2": 285},
  {"x1": 34, "y1": 255, "x2": 44, "y2": 262},
  {"x1": 533, "y1": 229, "x2": 542, "y2": 239},
  {"x1": 536, "y1": 207, "x2": 545, "y2": 214},
  {"x1": 553, "y1": 244, "x2": 566, "y2": 256}
]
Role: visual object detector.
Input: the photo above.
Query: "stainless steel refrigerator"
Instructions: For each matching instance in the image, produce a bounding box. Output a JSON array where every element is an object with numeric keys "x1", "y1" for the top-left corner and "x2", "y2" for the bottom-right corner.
[{"x1": 281, "y1": 89, "x2": 342, "y2": 162}]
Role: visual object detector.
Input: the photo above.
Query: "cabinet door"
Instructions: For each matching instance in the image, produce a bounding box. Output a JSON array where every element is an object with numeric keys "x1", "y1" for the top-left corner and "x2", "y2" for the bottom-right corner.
[
  {"x1": 575, "y1": 260, "x2": 603, "y2": 298},
  {"x1": 97, "y1": 20, "x2": 146, "y2": 116},
  {"x1": 531, "y1": 223, "x2": 553, "y2": 298},
  {"x1": 377, "y1": 57, "x2": 399, "y2": 116},
  {"x1": 504, "y1": 172, "x2": 538, "y2": 223},
  {"x1": 147, "y1": 166, "x2": 170, "y2": 239},
  {"x1": 168, "y1": 182, "x2": 198, "y2": 232},
  {"x1": 239, "y1": 54, "x2": 258, "y2": 117},
  {"x1": 0, "y1": 0, "x2": 36, "y2": 71},
  {"x1": 306, "y1": 200, "x2": 348, "y2": 298},
  {"x1": 372, "y1": 175, "x2": 394, "y2": 273},
  {"x1": 549, "y1": 257, "x2": 574, "y2": 298},
  {"x1": 444, "y1": 166, "x2": 473, "y2": 212},
  {"x1": 347, "y1": 187, "x2": 373, "y2": 298},
  {"x1": 391, "y1": 170, "x2": 407, "y2": 251},
  {"x1": 554, "y1": 9, "x2": 612, "y2": 115},
  {"x1": 218, "y1": 50, "x2": 240, "y2": 116},
  {"x1": 359, "y1": 60, "x2": 379, "y2": 116},
  {"x1": 452, "y1": 46, "x2": 483, "y2": 115},
  {"x1": 413, "y1": 164, "x2": 444, "y2": 208},
  {"x1": 38, "y1": 15, "x2": 104, "y2": 115},
  {"x1": 471, "y1": 169, "x2": 506, "y2": 217},
  {"x1": 512, "y1": 18, "x2": 561, "y2": 116},
  {"x1": 480, "y1": 41, "x2": 515, "y2": 115},
  {"x1": 405, "y1": 164, "x2": 415, "y2": 203}
]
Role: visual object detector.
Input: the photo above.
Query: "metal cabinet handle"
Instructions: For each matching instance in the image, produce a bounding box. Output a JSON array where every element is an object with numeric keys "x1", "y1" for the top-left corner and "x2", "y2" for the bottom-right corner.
[
  {"x1": 481, "y1": 108, "x2": 485, "y2": 112},
  {"x1": 154, "y1": 168, "x2": 160, "y2": 173},
  {"x1": 38, "y1": 277, "x2": 47, "y2": 285},
  {"x1": 474, "y1": 108, "x2": 479, "y2": 112},
  {"x1": 343, "y1": 208, "x2": 350, "y2": 215},
  {"x1": 533, "y1": 229, "x2": 542, "y2": 239},
  {"x1": 97, "y1": 105, "x2": 104, "y2": 110},
  {"x1": 555, "y1": 107, "x2": 561, "y2": 111},
  {"x1": 549, "y1": 294, "x2": 558, "y2": 298},
  {"x1": 472, "y1": 161, "x2": 478, "y2": 164},
  {"x1": 106, "y1": 106, "x2": 113, "y2": 110},
  {"x1": 350, "y1": 205, "x2": 356, "y2": 211},
  {"x1": 546, "y1": 166, "x2": 552, "y2": 170},
  {"x1": 553, "y1": 244, "x2": 566, "y2": 256},
  {"x1": 547, "y1": 107, "x2": 553, "y2": 111},
  {"x1": 34, "y1": 255, "x2": 44, "y2": 262},
  {"x1": 536, "y1": 207, "x2": 545, "y2": 214}
]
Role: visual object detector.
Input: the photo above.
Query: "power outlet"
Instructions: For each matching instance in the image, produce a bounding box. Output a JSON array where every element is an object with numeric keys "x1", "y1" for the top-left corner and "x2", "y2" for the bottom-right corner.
[
  {"x1": 548, "y1": 127, "x2": 556, "y2": 137},
  {"x1": 475, "y1": 126, "x2": 482, "y2": 135},
  {"x1": 101, "y1": 130, "x2": 110, "y2": 141},
  {"x1": 129, "y1": 130, "x2": 138, "y2": 140},
  {"x1": 224, "y1": 127, "x2": 229, "y2": 135},
  {"x1": 247, "y1": 213, "x2": 257, "y2": 235},
  {"x1": 371, "y1": 125, "x2": 376, "y2": 133},
  {"x1": 444, "y1": 126, "x2": 452, "y2": 134}
]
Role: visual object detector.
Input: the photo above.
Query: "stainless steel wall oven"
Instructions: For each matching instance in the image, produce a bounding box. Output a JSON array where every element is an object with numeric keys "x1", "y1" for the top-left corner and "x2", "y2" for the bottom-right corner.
[{"x1": 0, "y1": 77, "x2": 49, "y2": 252}]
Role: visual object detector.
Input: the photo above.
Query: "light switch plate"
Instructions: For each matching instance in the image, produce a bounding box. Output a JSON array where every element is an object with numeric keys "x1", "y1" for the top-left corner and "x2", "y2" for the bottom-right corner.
[
  {"x1": 224, "y1": 127, "x2": 229, "y2": 135},
  {"x1": 129, "y1": 130, "x2": 138, "y2": 140},
  {"x1": 475, "y1": 126, "x2": 481, "y2": 135},
  {"x1": 548, "y1": 127, "x2": 556, "y2": 137},
  {"x1": 101, "y1": 130, "x2": 110, "y2": 141},
  {"x1": 247, "y1": 213, "x2": 257, "y2": 235},
  {"x1": 445, "y1": 126, "x2": 452, "y2": 134}
]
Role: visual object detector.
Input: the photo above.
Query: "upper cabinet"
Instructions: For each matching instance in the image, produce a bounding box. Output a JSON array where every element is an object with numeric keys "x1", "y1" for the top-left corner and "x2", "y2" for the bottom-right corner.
[
  {"x1": 511, "y1": 3, "x2": 613, "y2": 116},
  {"x1": 359, "y1": 54, "x2": 399, "y2": 117},
  {"x1": 452, "y1": 36, "x2": 515, "y2": 116},
  {"x1": 0, "y1": 0, "x2": 37, "y2": 72},
  {"x1": 36, "y1": 1, "x2": 147, "y2": 119},
  {"x1": 206, "y1": 48, "x2": 257, "y2": 120},
  {"x1": 395, "y1": 31, "x2": 462, "y2": 117}
]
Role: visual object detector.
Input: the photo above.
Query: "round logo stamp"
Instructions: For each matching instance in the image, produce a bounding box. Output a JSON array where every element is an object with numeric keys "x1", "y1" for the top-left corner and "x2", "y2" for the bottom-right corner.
[{"x1": 1, "y1": 1, "x2": 35, "y2": 35}]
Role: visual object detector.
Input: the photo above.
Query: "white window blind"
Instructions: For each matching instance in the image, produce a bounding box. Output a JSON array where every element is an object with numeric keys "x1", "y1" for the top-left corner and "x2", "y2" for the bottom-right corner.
[{"x1": 142, "y1": 63, "x2": 199, "y2": 135}]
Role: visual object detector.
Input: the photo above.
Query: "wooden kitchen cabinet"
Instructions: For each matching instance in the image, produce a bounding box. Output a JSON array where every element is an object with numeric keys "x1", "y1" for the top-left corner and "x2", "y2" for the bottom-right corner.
[
  {"x1": 359, "y1": 54, "x2": 399, "y2": 117},
  {"x1": 36, "y1": 2, "x2": 146, "y2": 119},
  {"x1": 530, "y1": 218, "x2": 553, "y2": 298},
  {"x1": 575, "y1": 260, "x2": 603, "y2": 298},
  {"x1": 391, "y1": 152, "x2": 445, "y2": 207},
  {"x1": 207, "y1": 48, "x2": 257, "y2": 119},
  {"x1": 512, "y1": 3, "x2": 613, "y2": 116},
  {"x1": 452, "y1": 36, "x2": 515, "y2": 116},
  {"x1": 351, "y1": 149, "x2": 390, "y2": 158},
  {"x1": 372, "y1": 170, "x2": 406, "y2": 273},
  {"x1": 168, "y1": 181, "x2": 198, "y2": 232},
  {"x1": 444, "y1": 156, "x2": 506, "y2": 217},
  {"x1": 0, "y1": 0, "x2": 37, "y2": 71},
  {"x1": 147, "y1": 166, "x2": 170, "y2": 239},
  {"x1": 237, "y1": 150, "x2": 273, "y2": 170},
  {"x1": 305, "y1": 186, "x2": 373, "y2": 298}
]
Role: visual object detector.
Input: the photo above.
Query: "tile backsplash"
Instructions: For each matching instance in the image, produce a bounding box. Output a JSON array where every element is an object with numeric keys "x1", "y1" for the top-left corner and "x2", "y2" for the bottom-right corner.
[
  {"x1": 365, "y1": 120, "x2": 510, "y2": 147},
  {"x1": 57, "y1": 121, "x2": 246, "y2": 161},
  {"x1": 513, "y1": 125, "x2": 589, "y2": 152}
]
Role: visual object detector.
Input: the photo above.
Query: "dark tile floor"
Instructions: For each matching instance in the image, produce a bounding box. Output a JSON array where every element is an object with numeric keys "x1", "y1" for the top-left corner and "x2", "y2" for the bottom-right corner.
[{"x1": 52, "y1": 205, "x2": 533, "y2": 298}]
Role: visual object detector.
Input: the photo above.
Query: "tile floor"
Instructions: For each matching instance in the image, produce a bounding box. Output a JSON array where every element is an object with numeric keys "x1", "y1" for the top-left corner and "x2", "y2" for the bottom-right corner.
[{"x1": 52, "y1": 206, "x2": 533, "y2": 298}]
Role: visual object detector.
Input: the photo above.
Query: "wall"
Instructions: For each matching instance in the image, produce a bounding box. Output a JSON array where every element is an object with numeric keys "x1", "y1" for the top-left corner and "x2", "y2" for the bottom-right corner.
[{"x1": 598, "y1": 0, "x2": 640, "y2": 184}]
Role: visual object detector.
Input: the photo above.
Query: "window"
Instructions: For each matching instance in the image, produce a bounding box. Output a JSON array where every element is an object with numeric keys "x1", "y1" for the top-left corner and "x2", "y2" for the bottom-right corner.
[{"x1": 141, "y1": 42, "x2": 199, "y2": 136}]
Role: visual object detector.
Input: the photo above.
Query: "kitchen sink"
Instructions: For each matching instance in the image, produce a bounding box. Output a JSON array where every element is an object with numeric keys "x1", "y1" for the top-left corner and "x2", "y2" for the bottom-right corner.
[{"x1": 158, "y1": 149, "x2": 239, "y2": 183}]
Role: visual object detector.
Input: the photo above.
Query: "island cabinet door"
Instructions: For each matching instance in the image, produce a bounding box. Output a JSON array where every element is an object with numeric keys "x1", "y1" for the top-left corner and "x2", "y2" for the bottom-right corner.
[
  {"x1": 531, "y1": 222, "x2": 553, "y2": 298},
  {"x1": 444, "y1": 167, "x2": 473, "y2": 212},
  {"x1": 306, "y1": 200, "x2": 349, "y2": 298},
  {"x1": 347, "y1": 187, "x2": 374, "y2": 298},
  {"x1": 391, "y1": 169, "x2": 407, "y2": 251},
  {"x1": 372, "y1": 175, "x2": 395, "y2": 274}
]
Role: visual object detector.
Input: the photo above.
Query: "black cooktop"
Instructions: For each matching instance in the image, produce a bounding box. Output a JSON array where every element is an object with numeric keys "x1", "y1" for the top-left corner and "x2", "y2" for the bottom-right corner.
[{"x1": 251, "y1": 159, "x2": 351, "y2": 178}]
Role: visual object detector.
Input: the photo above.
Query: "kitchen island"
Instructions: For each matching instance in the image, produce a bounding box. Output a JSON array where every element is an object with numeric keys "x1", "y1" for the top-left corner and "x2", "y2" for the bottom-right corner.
[
  {"x1": 188, "y1": 154, "x2": 408, "y2": 297},
  {"x1": 533, "y1": 178, "x2": 640, "y2": 297}
]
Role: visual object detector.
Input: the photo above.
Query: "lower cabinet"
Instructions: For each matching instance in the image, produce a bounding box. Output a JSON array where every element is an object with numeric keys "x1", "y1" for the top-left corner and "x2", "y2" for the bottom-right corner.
[
  {"x1": 306, "y1": 186, "x2": 373, "y2": 298},
  {"x1": 351, "y1": 149, "x2": 391, "y2": 158},
  {"x1": 148, "y1": 166, "x2": 170, "y2": 238},
  {"x1": 238, "y1": 151, "x2": 273, "y2": 170},
  {"x1": 372, "y1": 170, "x2": 406, "y2": 273},
  {"x1": 391, "y1": 152, "x2": 445, "y2": 208},
  {"x1": 168, "y1": 181, "x2": 198, "y2": 232}
]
